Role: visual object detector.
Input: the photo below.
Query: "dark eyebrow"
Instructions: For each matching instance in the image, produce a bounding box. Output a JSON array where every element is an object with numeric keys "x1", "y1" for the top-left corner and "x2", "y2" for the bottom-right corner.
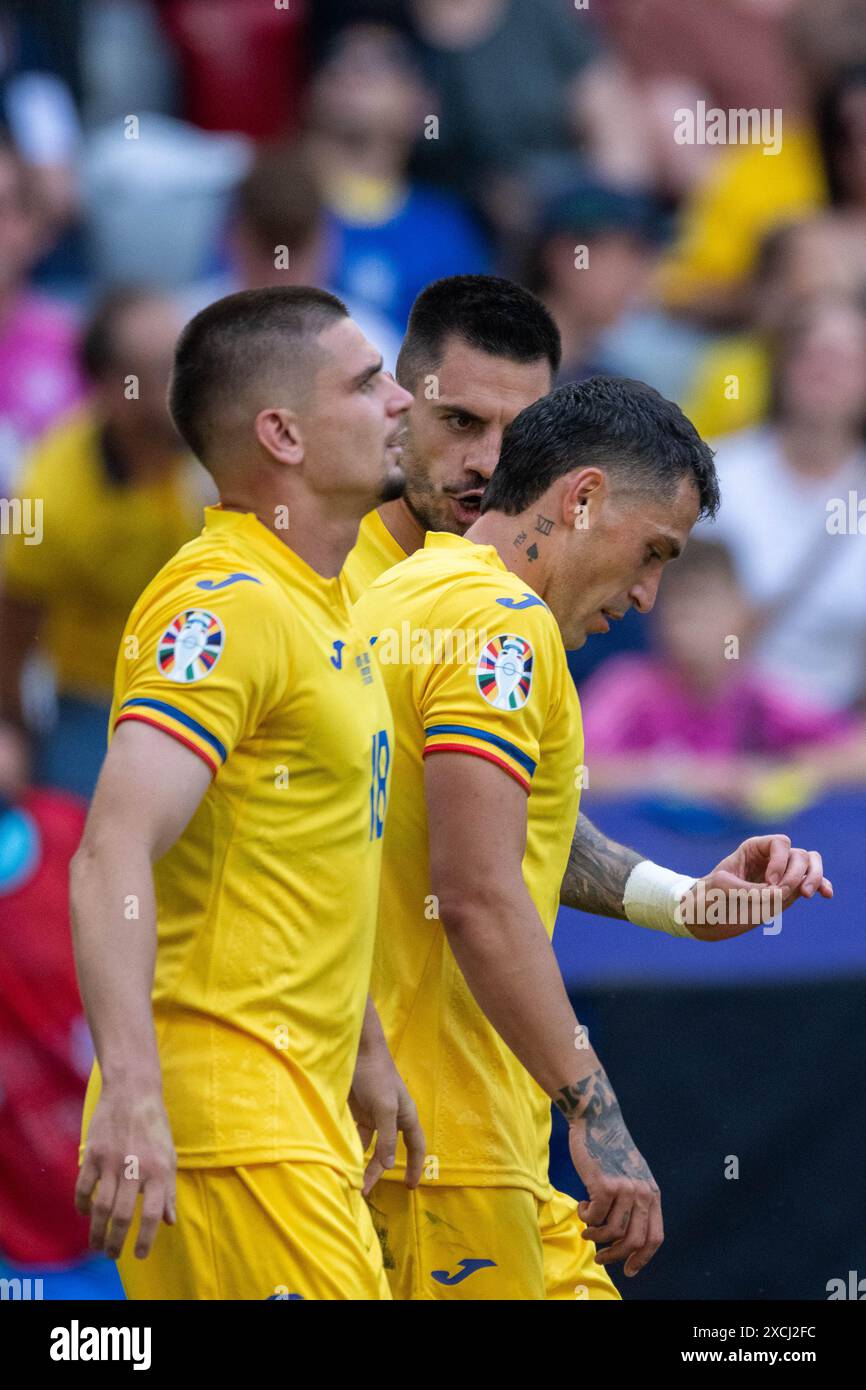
[
  {"x1": 350, "y1": 357, "x2": 384, "y2": 389},
  {"x1": 651, "y1": 532, "x2": 682, "y2": 561},
  {"x1": 435, "y1": 401, "x2": 485, "y2": 423}
]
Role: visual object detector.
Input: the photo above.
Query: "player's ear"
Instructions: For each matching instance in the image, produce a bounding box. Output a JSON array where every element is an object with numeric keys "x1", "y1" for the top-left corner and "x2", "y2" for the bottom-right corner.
[
  {"x1": 561, "y1": 468, "x2": 604, "y2": 530},
  {"x1": 255, "y1": 407, "x2": 304, "y2": 467}
]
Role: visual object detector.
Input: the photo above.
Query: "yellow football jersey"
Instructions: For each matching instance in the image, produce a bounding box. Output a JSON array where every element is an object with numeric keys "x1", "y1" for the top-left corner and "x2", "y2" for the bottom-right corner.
[
  {"x1": 352, "y1": 532, "x2": 583, "y2": 1199},
  {"x1": 340, "y1": 507, "x2": 407, "y2": 607},
  {"x1": 81, "y1": 506, "x2": 393, "y2": 1183}
]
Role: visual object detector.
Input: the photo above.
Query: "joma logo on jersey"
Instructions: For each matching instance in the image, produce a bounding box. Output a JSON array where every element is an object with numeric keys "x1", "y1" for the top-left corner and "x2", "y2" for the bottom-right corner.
[{"x1": 196, "y1": 573, "x2": 262, "y2": 591}]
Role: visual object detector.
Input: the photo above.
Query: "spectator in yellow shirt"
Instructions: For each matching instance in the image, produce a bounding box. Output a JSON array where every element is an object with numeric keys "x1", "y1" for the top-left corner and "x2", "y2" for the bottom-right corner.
[
  {"x1": 684, "y1": 211, "x2": 866, "y2": 439},
  {"x1": 0, "y1": 290, "x2": 208, "y2": 798}
]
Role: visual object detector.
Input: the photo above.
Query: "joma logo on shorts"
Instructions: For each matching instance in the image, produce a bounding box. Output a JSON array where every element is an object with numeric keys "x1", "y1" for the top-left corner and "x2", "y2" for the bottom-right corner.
[{"x1": 431, "y1": 1258, "x2": 496, "y2": 1285}]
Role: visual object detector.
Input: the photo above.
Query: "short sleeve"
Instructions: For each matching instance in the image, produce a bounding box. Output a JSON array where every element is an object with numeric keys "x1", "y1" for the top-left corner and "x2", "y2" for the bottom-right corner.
[
  {"x1": 113, "y1": 576, "x2": 290, "y2": 776},
  {"x1": 415, "y1": 590, "x2": 562, "y2": 794}
]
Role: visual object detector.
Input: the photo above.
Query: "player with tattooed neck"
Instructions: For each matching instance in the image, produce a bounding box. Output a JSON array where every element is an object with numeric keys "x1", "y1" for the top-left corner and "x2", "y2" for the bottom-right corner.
[
  {"x1": 347, "y1": 320, "x2": 830, "y2": 1299},
  {"x1": 343, "y1": 276, "x2": 830, "y2": 950}
]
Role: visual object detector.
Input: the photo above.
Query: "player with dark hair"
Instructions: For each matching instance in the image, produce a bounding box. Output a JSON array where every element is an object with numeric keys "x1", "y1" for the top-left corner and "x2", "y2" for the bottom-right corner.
[
  {"x1": 342, "y1": 274, "x2": 562, "y2": 599},
  {"x1": 480, "y1": 376, "x2": 720, "y2": 519},
  {"x1": 71, "y1": 287, "x2": 422, "y2": 1300},
  {"x1": 345, "y1": 280, "x2": 831, "y2": 1300}
]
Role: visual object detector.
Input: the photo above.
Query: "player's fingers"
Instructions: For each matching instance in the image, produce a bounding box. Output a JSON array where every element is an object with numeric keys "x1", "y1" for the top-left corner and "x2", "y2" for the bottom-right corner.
[
  {"x1": 136, "y1": 1180, "x2": 168, "y2": 1259},
  {"x1": 797, "y1": 850, "x2": 825, "y2": 898},
  {"x1": 362, "y1": 1153, "x2": 385, "y2": 1198},
  {"x1": 163, "y1": 1185, "x2": 177, "y2": 1226},
  {"x1": 373, "y1": 1105, "x2": 398, "y2": 1174},
  {"x1": 74, "y1": 1153, "x2": 100, "y2": 1215},
  {"x1": 103, "y1": 1174, "x2": 141, "y2": 1261},
  {"x1": 761, "y1": 834, "x2": 791, "y2": 885},
  {"x1": 88, "y1": 1170, "x2": 119, "y2": 1252},
  {"x1": 400, "y1": 1108, "x2": 426, "y2": 1188},
  {"x1": 776, "y1": 847, "x2": 810, "y2": 896},
  {"x1": 578, "y1": 1189, "x2": 614, "y2": 1232},
  {"x1": 581, "y1": 1189, "x2": 635, "y2": 1247},
  {"x1": 624, "y1": 1196, "x2": 664, "y2": 1277},
  {"x1": 818, "y1": 876, "x2": 833, "y2": 899},
  {"x1": 361, "y1": 1106, "x2": 398, "y2": 1197},
  {"x1": 595, "y1": 1201, "x2": 649, "y2": 1270}
]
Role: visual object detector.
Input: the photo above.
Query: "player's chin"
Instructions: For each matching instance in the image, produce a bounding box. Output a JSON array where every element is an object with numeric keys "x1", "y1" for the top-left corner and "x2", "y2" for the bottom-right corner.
[{"x1": 564, "y1": 624, "x2": 588, "y2": 650}]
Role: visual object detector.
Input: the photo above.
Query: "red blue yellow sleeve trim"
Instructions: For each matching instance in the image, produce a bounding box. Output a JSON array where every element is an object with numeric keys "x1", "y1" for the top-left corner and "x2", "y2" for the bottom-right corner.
[{"x1": 115, "y1": 697, "x2": 227, "y2": 776}]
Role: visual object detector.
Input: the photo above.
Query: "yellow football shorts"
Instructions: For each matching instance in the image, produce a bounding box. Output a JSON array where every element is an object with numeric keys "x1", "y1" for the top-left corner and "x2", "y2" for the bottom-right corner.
[
  {"x1": 118, "y1": 1161, "x2": 391, "y2": 1300},
  {"x1": 366, "y1": 1181, "x2": 621, "y2": 1300}
]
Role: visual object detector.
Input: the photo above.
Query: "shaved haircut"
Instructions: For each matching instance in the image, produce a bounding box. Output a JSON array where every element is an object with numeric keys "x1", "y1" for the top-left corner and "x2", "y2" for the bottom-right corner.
[{"x1": 168, "y1": 286, "x2": 348, "y2": 468}]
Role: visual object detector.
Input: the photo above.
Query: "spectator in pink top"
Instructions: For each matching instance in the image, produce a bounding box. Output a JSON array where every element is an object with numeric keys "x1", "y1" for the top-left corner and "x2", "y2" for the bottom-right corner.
[
  {"x1": 580, "y1": 538, "x2": 864, "y2": 810},
  {"x1": 0, "y1": 139, "x2": 84, "y2": 496}
]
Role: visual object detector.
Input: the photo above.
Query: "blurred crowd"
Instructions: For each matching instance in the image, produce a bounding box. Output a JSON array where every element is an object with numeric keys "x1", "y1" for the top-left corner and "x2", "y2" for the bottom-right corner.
[{"x1": 2, "y1": 0, "x2": 866, "y2": 1281}]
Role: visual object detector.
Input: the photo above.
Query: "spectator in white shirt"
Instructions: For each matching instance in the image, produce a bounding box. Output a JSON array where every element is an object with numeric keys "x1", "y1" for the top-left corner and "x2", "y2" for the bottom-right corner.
[{"x1": 702, "y1": 294, "x2": 866, "y2": 711}]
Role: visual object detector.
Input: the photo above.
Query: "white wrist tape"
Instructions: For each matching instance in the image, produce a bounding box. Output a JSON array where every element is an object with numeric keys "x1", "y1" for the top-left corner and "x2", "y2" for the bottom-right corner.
[{"x1": 623, "y1": 860, "x2": 697, "y2": 938}]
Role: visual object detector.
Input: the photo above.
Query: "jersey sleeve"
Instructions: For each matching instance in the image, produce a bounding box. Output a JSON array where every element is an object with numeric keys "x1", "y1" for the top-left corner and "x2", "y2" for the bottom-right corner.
[
  {"x1": 414, "y1": 587, "x2": 562, "y2": 794},
  {"x1": 112, "y1": 574, "x2": 290, "y2": 776}
]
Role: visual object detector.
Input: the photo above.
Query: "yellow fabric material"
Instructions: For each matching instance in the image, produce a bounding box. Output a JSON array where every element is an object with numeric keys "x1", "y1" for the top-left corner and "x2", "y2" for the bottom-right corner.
[
  {"x1": 367, "y1": 1180, "x2": 620, "y2": 1301},
  {"x1": 119, "y1": 1162, "x2": 390, "y2": 1300},
  {"x1": 352, "y1": 532, "x2": 582, "y2": 1199},
  {"x1": 81, "y1": 507, "x2": 393, "y2": 1181},
  {"x1": 340, "y1": 506, "x2": 408, "y2": 606}
]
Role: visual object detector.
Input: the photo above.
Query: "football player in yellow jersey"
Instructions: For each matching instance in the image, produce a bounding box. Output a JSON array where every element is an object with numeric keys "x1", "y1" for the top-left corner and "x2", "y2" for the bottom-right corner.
[
  {"x1": 345, "y1": 278, "x2": 832, "y2": 1300},
  {"x1": 70, "y1": 286, "x2": 426, "y2": 1300}
]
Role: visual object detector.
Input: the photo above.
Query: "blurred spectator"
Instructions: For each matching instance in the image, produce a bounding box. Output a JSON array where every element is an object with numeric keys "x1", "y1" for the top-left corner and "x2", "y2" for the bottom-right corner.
[
  {"x1": 600, "y1": 0, "x2": 809, "y2": 199},
  {"x1": 816, "y1": 62, "x2": 866, "y2": 215},
  {"x1": 684, "y1": 213, "x2": 866, "y2": 438},
  {"x1": 701, "y1": 295, "x2": 866, "y2": 712},
  {"x1": 0, "y1": 778, "x2": 90, "y2": 1265},
  {"x1": 159, "y1": 0, "x2": 308, "y2": 140},
  {"x1": 80, "y1": 0, "x2": 179, "y2": 129},
  {"x1": 411, "y1": 0, "x2": 649, "y2": 220},
  {"x1": 655, "y1": 124, "x2": 824, "y2": 327},
  {"x1": 81, "y1": 115, "x2": 250, "y2": 292},
  {"x1": 305, "y1": 21, "x2": 490, "y2": 331},
  {"x1": 0, "y1": 2, "x2": 86, "y2": 296},
  {"x1": 184, "y1": 140, "x2": 401, "y2": 370},
  {"x1": 524, "y1": 177, "x2": 666, "y2": 382},
  {"x1": 787, "y1": 0, "x2": 866, "y2": 94},
  {"x1": 0, "y1": 140, "x2": 84, "y2": 496},
  {"x1": 0, "y1": 289, "x2": 207, "y2": 799},
  {"x1": 0, "y1": 741, "x2": 123, "y2": 1294},
  {"x1": 580, "y1": 538, "x2": 859, "y2": 811},
  {"x1": 651, "y1": 3, "x2": 866, "y2": 326}
]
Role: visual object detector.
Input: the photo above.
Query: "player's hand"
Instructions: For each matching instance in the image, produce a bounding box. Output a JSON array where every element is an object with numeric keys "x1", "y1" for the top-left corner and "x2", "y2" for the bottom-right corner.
[
  {"x1": 75, "y1": 1084, "x2": 177, "y2": 1261},
  {"x1": 349, "y1": 1046, "x2": 426, "y2": 1197},
  {"x1": 567, "y1": 1098, "x2": 663, "y2": 1279},
  {"x1": 683, "y1": 833, "x2": 833, "y2": 942}
]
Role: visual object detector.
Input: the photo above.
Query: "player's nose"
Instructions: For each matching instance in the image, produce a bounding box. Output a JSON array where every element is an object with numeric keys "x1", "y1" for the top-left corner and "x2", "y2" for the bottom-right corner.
[
  {"x1": 387, "y1": 379, "x2": 414, "y2": 416},
  {"x1": 630, "y1": 572, "x2": 662, "y2": 614},
  {"x1": 469, "y1": 434, "x2": 501, "y2": 482}
]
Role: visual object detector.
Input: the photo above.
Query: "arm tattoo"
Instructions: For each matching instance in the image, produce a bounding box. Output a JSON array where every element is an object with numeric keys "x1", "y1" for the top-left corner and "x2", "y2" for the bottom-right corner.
[
  {"x1": 555, "y1": 1068, "x2": 653, "y2": 1182},
  {"x1": 559, "y1": 811, "x2": 643, "y2": 918}
]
